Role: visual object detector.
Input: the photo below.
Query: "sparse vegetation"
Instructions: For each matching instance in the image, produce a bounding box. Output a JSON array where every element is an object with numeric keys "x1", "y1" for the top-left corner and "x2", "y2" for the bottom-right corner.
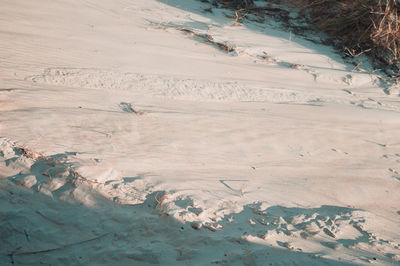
[
  {"x1": 215, "y1": 0, "x2": 400, "y2": 76},
  {"x1": 293, "y1": 0, "x2": 400, "y2": 74},
  {"x1": 214, "y1": 0, "x2": 254, "y2": 9}
]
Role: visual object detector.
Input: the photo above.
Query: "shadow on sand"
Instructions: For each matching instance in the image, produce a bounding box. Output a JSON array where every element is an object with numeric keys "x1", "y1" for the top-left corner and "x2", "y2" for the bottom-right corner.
[
  {"x1": 1, "y1": 180, "x2": 360, "y2": 265},
  {"x1": 155, "y1": 0, "x2": 359, "y2": 73},
  {"x1": 0, "y1": 142, "x2": 393, "y2": 265}
]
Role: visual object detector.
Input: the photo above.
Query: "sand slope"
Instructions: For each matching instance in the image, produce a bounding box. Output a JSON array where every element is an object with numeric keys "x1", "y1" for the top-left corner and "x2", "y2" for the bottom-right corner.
[{"x1": 1, "y1": 0, "x2": 400, "y2": 264}]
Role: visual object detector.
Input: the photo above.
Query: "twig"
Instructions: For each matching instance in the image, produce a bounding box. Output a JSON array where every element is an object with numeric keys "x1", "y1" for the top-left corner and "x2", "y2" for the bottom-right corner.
[
  {"x1": 7, "y1": 232, "x2": 111, "y2": 257},
  {"x1": 352, "y1": 61, "x2": 363, "y2": 72}
]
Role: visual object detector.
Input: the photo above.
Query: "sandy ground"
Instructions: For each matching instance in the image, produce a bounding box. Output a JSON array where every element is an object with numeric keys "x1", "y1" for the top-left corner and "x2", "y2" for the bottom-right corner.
[{"x1": 1, "y1": 0, "x2": 400, "y2": 265}]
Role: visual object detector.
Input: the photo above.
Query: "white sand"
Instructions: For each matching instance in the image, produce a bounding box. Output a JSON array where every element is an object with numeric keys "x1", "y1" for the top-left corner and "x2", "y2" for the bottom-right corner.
[{"x1": 1, "y1": 0, "x2": 399, "y2": 264}]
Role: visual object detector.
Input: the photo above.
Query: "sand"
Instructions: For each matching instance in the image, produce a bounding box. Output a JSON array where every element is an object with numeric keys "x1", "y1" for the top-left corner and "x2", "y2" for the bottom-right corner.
[{"x1": 1, "y1": 0, "x2": 400, "y2": 264}]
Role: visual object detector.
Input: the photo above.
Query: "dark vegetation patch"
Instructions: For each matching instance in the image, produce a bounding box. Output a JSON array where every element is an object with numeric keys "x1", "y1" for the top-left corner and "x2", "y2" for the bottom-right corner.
[{"x1": 206, "y1": 0, "x2": 400, "y2": 80}]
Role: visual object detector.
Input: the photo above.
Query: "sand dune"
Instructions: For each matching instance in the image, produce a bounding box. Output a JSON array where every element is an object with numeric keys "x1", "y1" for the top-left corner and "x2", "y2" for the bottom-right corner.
[{"x1": 1, "y1": 0, "x2": 399, "y2": 264}]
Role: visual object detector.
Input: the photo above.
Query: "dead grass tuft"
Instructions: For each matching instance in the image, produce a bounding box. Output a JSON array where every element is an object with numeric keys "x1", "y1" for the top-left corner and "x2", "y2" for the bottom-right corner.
[
  {"x1": 215, "y1": 0, "x2": 400, "y2": 74},
  {"x1": 293, "y1": 0, "x2": 400, "y2": 67}
]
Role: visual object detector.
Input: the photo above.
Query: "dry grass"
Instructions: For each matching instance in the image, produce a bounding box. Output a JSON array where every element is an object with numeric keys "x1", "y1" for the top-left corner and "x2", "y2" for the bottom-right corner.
[
  {"x1": 293, "y1": 0, "x2": 400, "y2": 66},
  {"x1": 370, "y1": 1, "x2": 400, "y2": 62},
  {"x1": 217, "y1": 0, "x2": 254, "y2": 9},
  {"x1": 215, "y1": 0, "x2": 400, "y2": 73}
]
